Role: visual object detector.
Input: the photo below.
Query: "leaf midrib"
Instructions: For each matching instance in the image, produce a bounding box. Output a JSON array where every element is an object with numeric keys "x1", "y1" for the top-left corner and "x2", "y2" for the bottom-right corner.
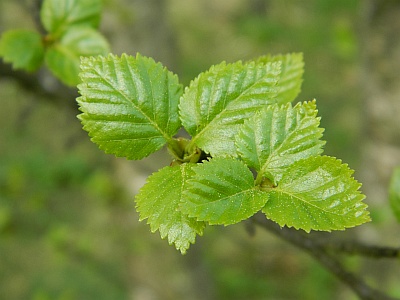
[
  {"x1": 189, "y1": 72, "x2": 276, "y2": 149},
  {"x1": 272, "y1": 180, "x2": 344, "y2": 217},
  {"x1": 192, "y1": 186, "x2": 255, "y2": 207},
  {"x1": 259, "y1": 111, "x2": 320, "y2": 178},
  {"x1": 91, "y1": 61, "x2": 172, "y2": 143}
]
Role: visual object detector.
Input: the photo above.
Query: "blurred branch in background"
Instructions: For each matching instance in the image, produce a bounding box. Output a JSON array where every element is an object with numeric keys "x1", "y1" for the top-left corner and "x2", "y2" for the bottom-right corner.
[
  {"x1": 252, "y1": 213, "x2": 399, "y2": 300},
  {"x1": 0, "y1": 59, "x2": 78, "y2": 109},
  {"x1": 317, "y1": 240, "x2": 399, "y2": 259}
]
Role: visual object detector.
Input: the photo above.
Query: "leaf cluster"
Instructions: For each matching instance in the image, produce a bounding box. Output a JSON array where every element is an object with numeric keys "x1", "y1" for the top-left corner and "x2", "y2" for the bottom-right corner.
[
  {"x1": 0, "y1": 0, "x2": 109, "y2": 86},
  {"x1": 77, "y1": 53, "x2": 370, "y2": 254}
]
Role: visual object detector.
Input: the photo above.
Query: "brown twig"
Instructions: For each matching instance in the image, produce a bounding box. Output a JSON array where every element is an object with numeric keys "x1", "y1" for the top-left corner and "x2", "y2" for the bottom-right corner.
[
  {"x1": 251, "y1": 213, "x2": 399, "y2": 300},
  {"x1": 316, "y1": 240, "x2": 400, "y2": 259},
  {"x1": 0, "y1": 60, "x2": 79, "y2": 109}
]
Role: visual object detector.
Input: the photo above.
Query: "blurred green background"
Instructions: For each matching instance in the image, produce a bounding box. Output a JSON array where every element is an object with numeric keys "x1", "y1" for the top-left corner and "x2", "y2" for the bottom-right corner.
[{"x1": 1, "y1": 0, "x2": 400, "y2": 299}]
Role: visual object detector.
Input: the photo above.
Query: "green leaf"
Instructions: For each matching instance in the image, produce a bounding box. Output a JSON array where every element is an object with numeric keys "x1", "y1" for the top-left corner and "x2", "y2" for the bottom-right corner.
[
  {"x1": 255, "y1": 53, "x2": 304, "y2": 104},
  {"x1": 77, "y1": 53, "x2": 183, "y2": 159},
  {"x1": 262, "y1": 156, "x2": 370, "y2": 232},
  {"x1": 179, "y1": 60, "x2": 281, "y2": 156},
  {"x1": 182, "y1": 157, "x2": 268, "y2": 225},
  {"x1": 135, "y1": 164, "x2": 205, "y2": 254},
  {"x1": 389, "y1": 167, "x2": 400, "y2": 223},
  {"x1": 0, "y1": 29, "x2": 44, "y2": 72},
  {"x1": 40, "y1": 0, "x2": 102, "y2": 37},
  {"x1": 236, "y1": 100, "x2": 325, "y2": 184},
  {"x1": 45, "y1": 26, "x2": 109, "y2": 86}
]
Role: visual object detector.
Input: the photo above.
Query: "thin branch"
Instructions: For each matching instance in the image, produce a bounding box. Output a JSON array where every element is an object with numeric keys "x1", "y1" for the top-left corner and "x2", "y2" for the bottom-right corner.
[
  {"x1": 251, "y1": 213, "x2": 399, "y2": 300},
  {"x1": 0, "y1": 60, "x2": 79, "y2": 109},
  {"x1": 316, "y1": 240, "x2": 400, "y2": 259}
]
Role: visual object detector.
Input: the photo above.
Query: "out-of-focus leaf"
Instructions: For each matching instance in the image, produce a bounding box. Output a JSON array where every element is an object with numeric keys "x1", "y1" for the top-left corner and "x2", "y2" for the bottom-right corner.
[
  {"x1": 135, "y1": 164, "x2": 205, "y2": 254},
  {"x1": 182, "y1": 157, "x2": 268, "y2": 225},
  {"x1": 236, "y1": 100, "x2": 325, "y2": 184},
  {"x1": 40, "y1": 0, "x2": 102, "y2": 37},
  {"x1": 389, "y1": 167, "x2": 400, "y2": 223},
  {"x1": 0, "y1": 29, "x2": 44, "y2": 72},
  {"x1": 262, "y1": 156, "x2": 370, "y2": 231},
  {"x1": 77, "y1": 53, "x2": 182, "y2": 159},
  {"x1": 45, "y1": 26, "x2": 109, "y2": 86},
  {"x1": 179, "y1": 60, "x2": 281, "y2": 156}
]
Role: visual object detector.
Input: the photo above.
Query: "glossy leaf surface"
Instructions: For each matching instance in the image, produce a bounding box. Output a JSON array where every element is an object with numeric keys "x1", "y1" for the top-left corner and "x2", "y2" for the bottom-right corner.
[
  {"x1": 135, "y1": 164, "x2": 205, "y2": 254},
  {"x1": 255, "y1": 53, "x2": 304, "y2": 104},
  {"x1": 236, "y1": 100, "x2": 325, "y2": 184},
  {"x1": 0, "y1": 29, "x2": 44, "y2": 72},
  {"x1": 262, "y1": 156, "x2": 370, "y2": 231},
  {"x1": 182, "y1": 158, "x2": 268, "y2": 225},
  {"x1": 77, "y1": 54, "x2": 182, "y2": 159},
  {"x1": 179, "y1": 60, "x2": 281, "y2": 156}
]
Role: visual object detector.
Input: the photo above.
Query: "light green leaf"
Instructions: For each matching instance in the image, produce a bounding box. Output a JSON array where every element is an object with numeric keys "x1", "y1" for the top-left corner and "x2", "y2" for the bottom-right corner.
[
  {"x1": 236, "y1": 100, "x2": 325, "y2": 184},
  {"x1": 389, "y1": 167, "x2": 400, "y2": 223},
  {"x1": 180, "y1": 60, "x2": 281, "y2": 157},
  {"x1": 182, "y1": 157, "x2": 268, "y2": 225},
  {"x1": 0, "y1": 29, "x2": 44, "y2": 72},
  {"x1": 262, "y1": 156, "x2": 370, "y2": 232},
  {"x1": 135, "y1": 164, "x2": 205, "y2": 254},
  {"x1": 255, "y1": 53, "x2": 304, "y2": 104},
  {"x1": 45, "y1": 26, "x2": 109, "y2": 86},
  {"x1": 40, "y1": 0, "x2": 102, "y2": 37},
  {"x1": 77, "y1": 53, "x2": 183, "y2": 159}
]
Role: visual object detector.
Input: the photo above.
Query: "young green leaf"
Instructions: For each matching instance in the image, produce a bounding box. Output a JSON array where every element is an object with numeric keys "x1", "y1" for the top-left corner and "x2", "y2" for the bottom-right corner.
[
  {"x1": 182, "y1": 157, "x2": 268, "y2": 225},
  {"x1": 0, "y1": 29, "x2": 44, "y2": 72},
  {"x1": 389, "y1": 167, "x2": 400, "y2": 223},
  {"x1": 236, "y1": 100, "x2": 325, "y2": 184},
  {"x1": 135, "y1": 164, "x2": 205, "y2": 254},
  {"x1": 77, "y1": 53, "x2": 183, "y2": 159},
  {"x1": 40, "y1": 0, "x2": 102, "y2": 37},
  {"x1": 179, "y1": 60, "x2": 281, "y2": 157},
  {"x1": 262, "y1": 156, "x2": 370, "y2": 232},
  {"x1": 46, "y1": 26, "x2": 109, "y2": 86},
  {"x1": 255, "y1": 53, "x2": 304, "y2": 104}
]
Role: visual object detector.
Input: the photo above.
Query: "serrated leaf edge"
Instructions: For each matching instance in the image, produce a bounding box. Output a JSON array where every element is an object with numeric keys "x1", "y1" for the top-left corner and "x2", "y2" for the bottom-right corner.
[
  {"x1": 262, "y1": 155, "x2": 370, "y2": 232},
  {"x1": 135, "y1": 164, "x2": 205, "y2": 254},
  {"x1": 77, "y1": 53, "x2": 182, "y2": 159},
  {"x1": 182, "y1": 157, "x2": 269, "y2": 225}
]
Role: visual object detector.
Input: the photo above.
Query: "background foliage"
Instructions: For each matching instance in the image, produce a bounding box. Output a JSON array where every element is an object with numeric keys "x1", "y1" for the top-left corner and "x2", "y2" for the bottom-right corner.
[{"x1": 1, "y1": 0, "x2": 399, "y2": 299}]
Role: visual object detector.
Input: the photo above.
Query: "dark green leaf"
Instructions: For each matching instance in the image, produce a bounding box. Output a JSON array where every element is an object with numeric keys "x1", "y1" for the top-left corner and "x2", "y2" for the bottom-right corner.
[
  {"x1": 135, "y1": 164, "x2": 205, "y2": 254},
  {"x1": 77, "y1": 53, "x2": 183, "y2": 159}
]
